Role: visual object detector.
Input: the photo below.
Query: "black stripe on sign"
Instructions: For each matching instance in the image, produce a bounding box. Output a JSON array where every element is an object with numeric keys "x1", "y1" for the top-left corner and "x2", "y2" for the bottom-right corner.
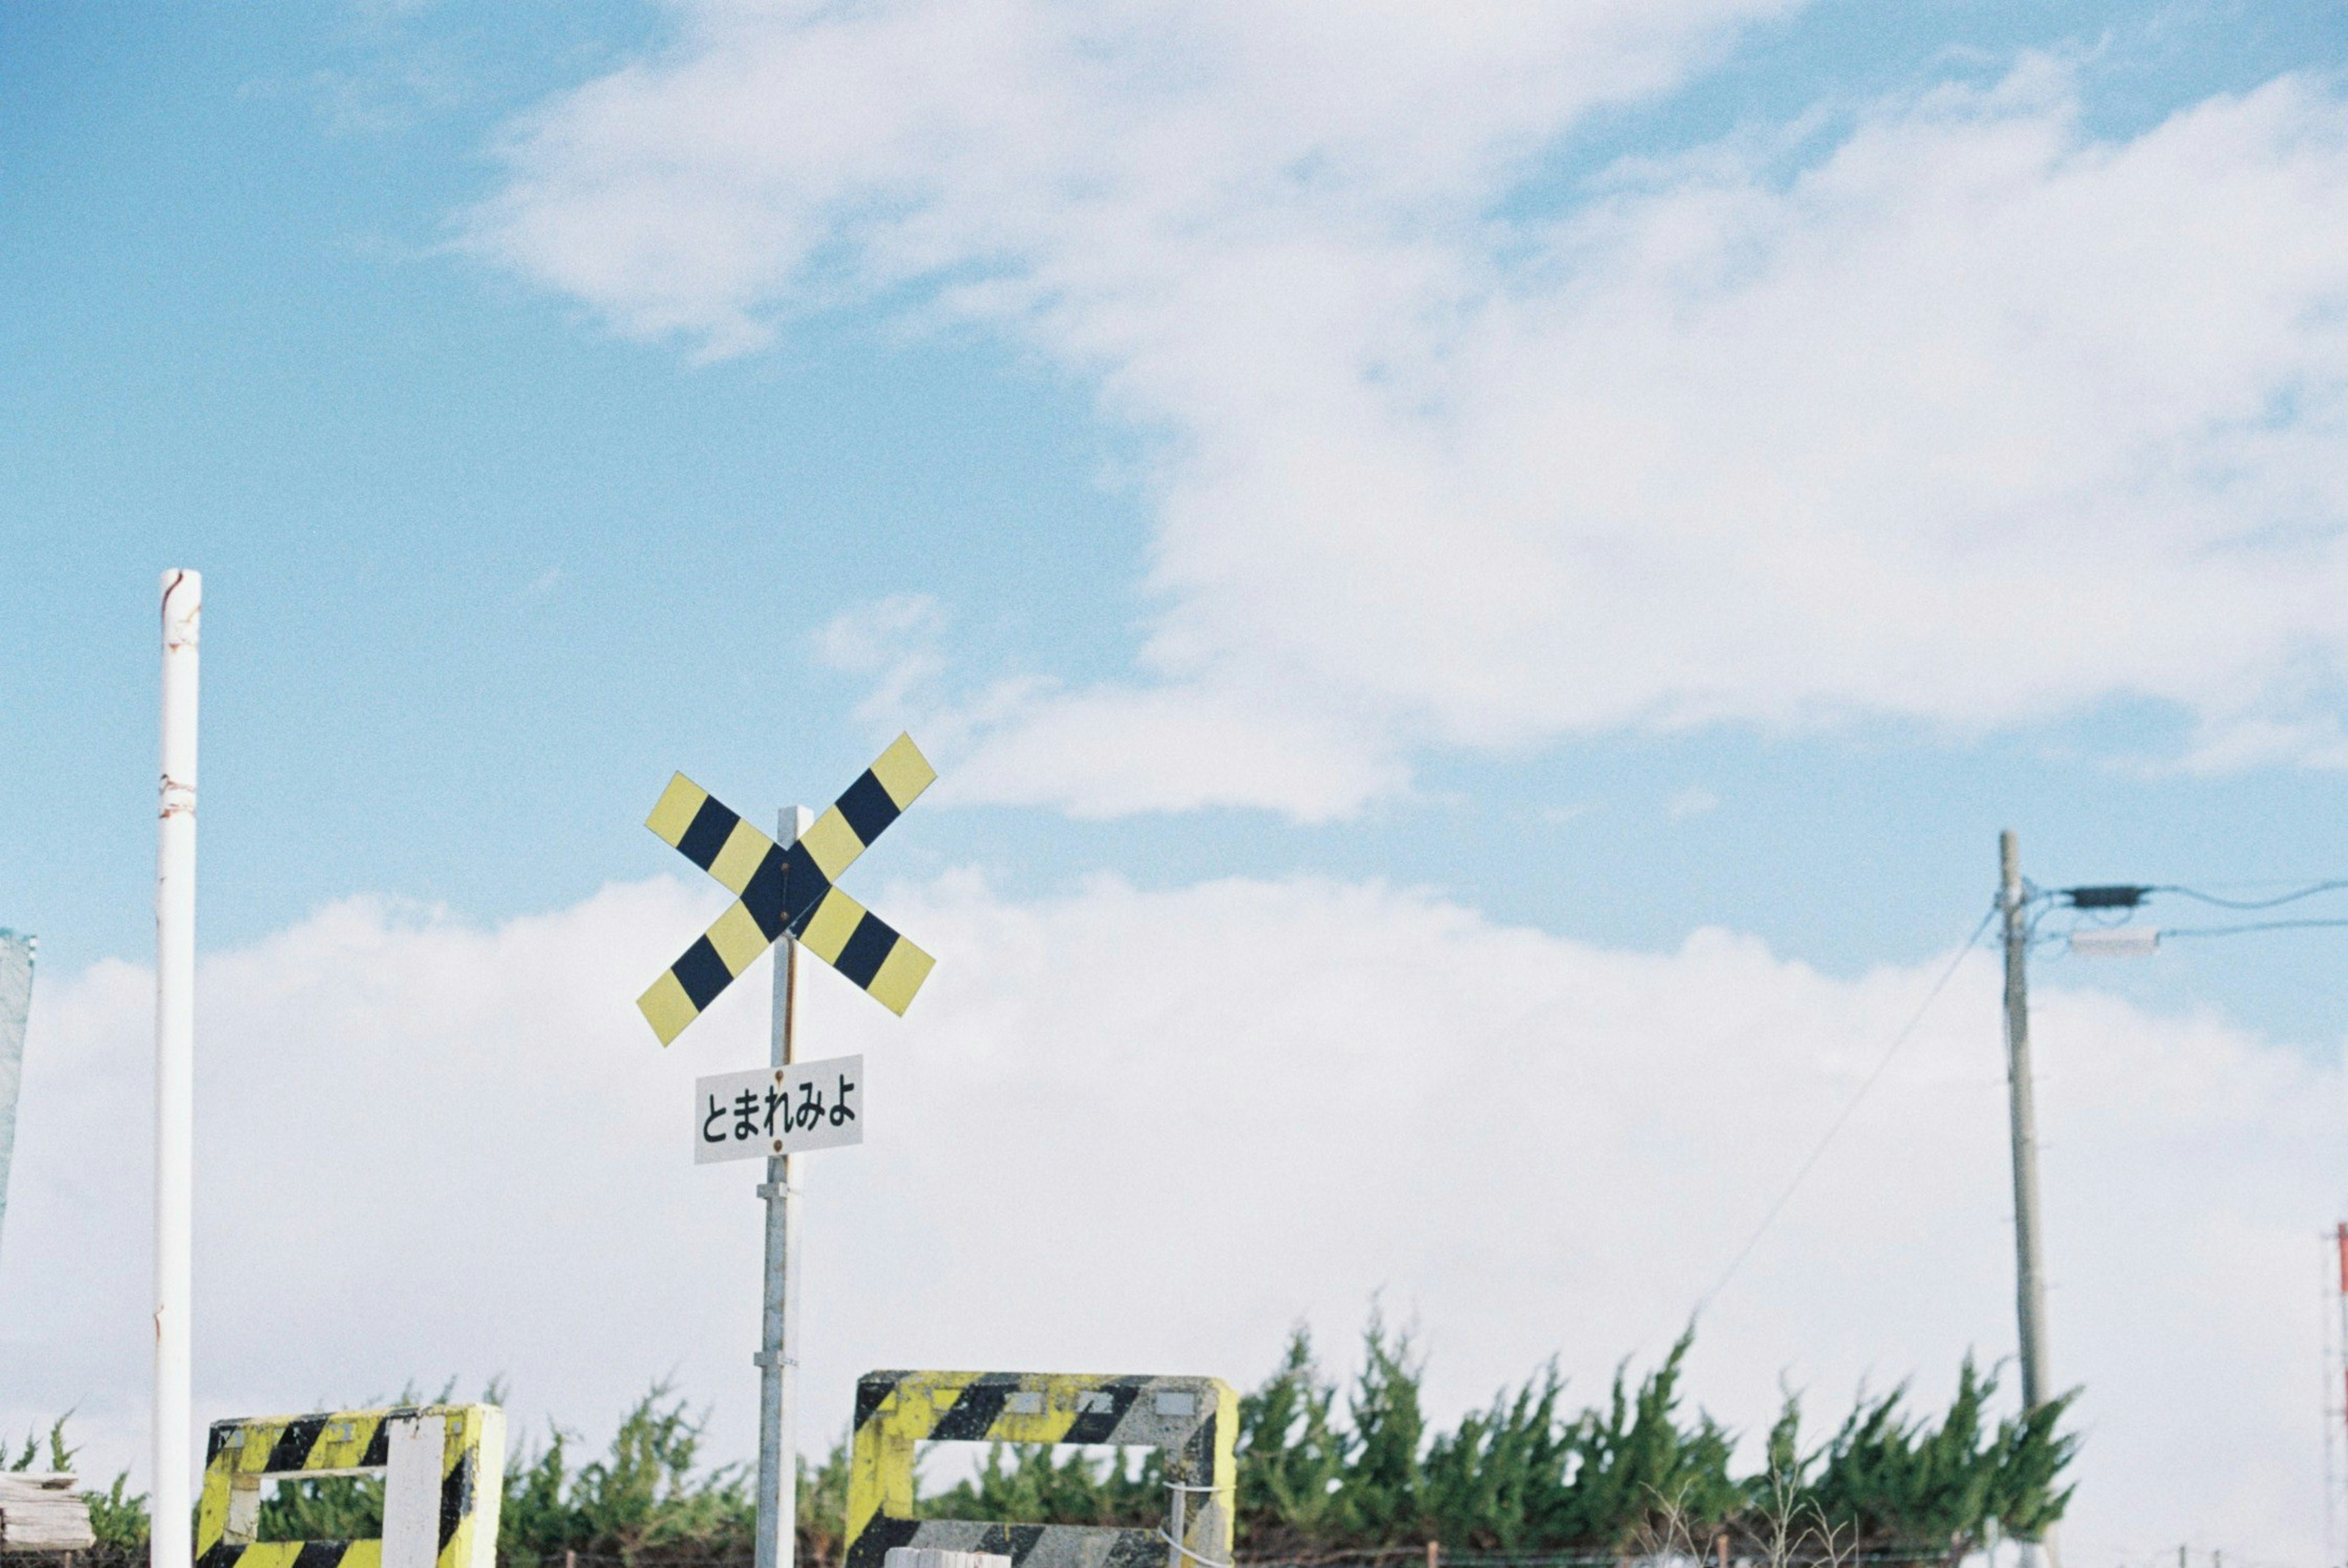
[
  {"x1": 1102, "y1": 1528, "x2": 1167, "y2": 1568},
  {"x1": 930, "y1": 1378, "x2": 1016, "y2": 1441},
  {"x1": 266, "y1": 1415, "x2": 329, "y2": 1474},
  {"x1": 198, "y1": 1542, "x2": 246, "y2": 1568},
  {"x1": 205, "y1": 1423, "x2": 236, "y2": 1465},
  {"x1": 1061, "y1": 1380, "x2": 1145, "y2": 1446},
  {"x1": 835, "y1": 770, "x2": 900, "y2": 847},
  {"x1": 358, "y1": 1419, "x2": 390, "y2": 1470},
  {"x1": 742, "y1": 846, "x2": 791, "y2": 940},
  {"x1": 676, "y1": 797, "x2": 740, "y2": 871},
  {"x1": 673, "y1": 938, "x2": 733, "y2": 1010},
  {"x1": 998, "y1": 1524, "x2": 1049, "y2": 1565},
  {"x1": 440, "y1": 1448, "x2": 475, "y2": 1550},
  {"x1": 853, "y1": 1374, "x2": 905, "y2": 1432},
  {"x1": 844, "y1": 1513, "x2": 920, "y2": 1568},
  {"x1": 292, "y1": 1542, "x2": 347, "y2": 1568},
  {"x1": 832, "y1": 914, "x2": 896, "y2": 990},
  {"x1": 782, "y1": 845, "x2": 832, "y2": 933},
  {"x1": 1181, "y1": 1408, "x2": 1217, "y2": 1486}
]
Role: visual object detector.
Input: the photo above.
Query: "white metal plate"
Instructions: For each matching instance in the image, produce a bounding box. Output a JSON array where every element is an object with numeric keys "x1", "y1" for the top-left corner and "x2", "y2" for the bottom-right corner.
[
  {"x1": 381, "y1": 1414, "x2": 446, "y2": 1568},
  {"x1": 695, "y1": 1053, "x2": 864, "y2": 1163}
]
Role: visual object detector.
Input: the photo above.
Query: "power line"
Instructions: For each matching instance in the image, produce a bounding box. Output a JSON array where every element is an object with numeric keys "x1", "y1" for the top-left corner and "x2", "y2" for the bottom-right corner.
[
  {"x1": 2019, "y1": 878, "x2": 2348, "y2": 952},
  {"x1": 2154, "y1": 880, "x2": 2348, "y2": 911},
  {"x1": 2161, "y1": 918, "x2": 2348, "y2": 940},
  {"x1": 1693, "y1": 903, "x2": 1999, "y2": 1318}
]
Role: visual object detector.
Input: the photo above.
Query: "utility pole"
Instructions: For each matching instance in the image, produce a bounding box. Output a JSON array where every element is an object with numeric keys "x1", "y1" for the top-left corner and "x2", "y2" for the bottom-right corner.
[{"x1": 2000, "y1": 830, "x2": 2056, "y2": 1568}]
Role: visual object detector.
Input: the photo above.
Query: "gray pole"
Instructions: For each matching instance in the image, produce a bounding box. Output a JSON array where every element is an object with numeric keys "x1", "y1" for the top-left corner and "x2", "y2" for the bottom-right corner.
[
  {"x1": 756, "y1": 806, "x2": 814, "y2": 1568},
  {"x1": 2001, "y1": 830, "x2": 2058, "y2": 1568}
]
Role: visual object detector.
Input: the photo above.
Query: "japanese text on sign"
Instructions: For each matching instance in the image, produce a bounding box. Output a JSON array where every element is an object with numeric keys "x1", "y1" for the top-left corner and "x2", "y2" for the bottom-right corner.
[{"x1": 694, "y1": 1054, "x2": 864, "y2": 1164}]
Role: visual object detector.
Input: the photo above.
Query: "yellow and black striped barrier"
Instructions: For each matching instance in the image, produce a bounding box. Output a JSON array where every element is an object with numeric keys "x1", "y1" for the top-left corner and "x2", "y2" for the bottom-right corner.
[
  {"x1": 638, "y1": 733, "x2": 939, "y2": 1045},
  {"x1": 195, "y1": 1404, "x2": 503, "y2": 1568},
  {"x1": 845, "y1": 1371, "x2": 1236, "y2": 1568}
]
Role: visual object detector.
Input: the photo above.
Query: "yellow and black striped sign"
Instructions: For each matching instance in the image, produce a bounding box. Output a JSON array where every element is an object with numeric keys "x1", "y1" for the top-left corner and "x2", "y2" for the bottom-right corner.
[
  {"x1": 637, "y1": 733, "x2": 939, "y2": 1045},
  {"x1": 846, "y1": 1371, "x2": 1235, "y2": 1568},
  {"x1": 196, "y1": 1404, "x2": 503, "y2": 1568}
]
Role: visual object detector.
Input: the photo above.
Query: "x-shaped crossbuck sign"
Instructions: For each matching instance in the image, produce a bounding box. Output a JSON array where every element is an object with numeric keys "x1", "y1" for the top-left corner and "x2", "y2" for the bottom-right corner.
[{"x1": 637, "y1": 734, "x2": 938, "y2": 1046}]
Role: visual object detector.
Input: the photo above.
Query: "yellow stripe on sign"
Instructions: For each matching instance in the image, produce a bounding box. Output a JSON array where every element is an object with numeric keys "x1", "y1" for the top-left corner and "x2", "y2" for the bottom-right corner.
[
  {"x1": 232, "y1": 1545, "x2": 364, "y2": 1568},
  {"x1": 797, "y1": 808, "x2": 864, "y2": 883},
  {"x1": 645, "y1": 774, "x2": 709, "y2": 847},
  {"x1": 232, "y1": 1545, "x2": 300, "y2": 1568},
  {"x1": 870, "y1": 734, "x2": 937, "y2": 809},
  {"x1": 856, "y1": 1375, "x2": 950, "y2": 1539},
  {"x1": 706, "y1": 900, "x2": 772, "y2": 975},
  {"x1": 437, "y1": 1407, "x2": 504, "y2": 1568},
  {"x1": 985, "y1": 1383, "x2": 1082, "y2": 1446},
  {"x1": 306, "y1": 1413, "x2": 382, "y2": 1471},
  {"x1": 709, "y1": 819, "x2": 776, "y2": 896},
  {"x1": 195, "y1": 1470, "x2": 234, "y2": 1553},
  {"x1": 865, "y1": 940, "x2": 934, "y2": 1017},
  {"x1": 637, "y1": 971, "x2": 699, "y2": 1047},
  {"x1": 844, "y1": 1443, "x2": 892, "y2": 1547},
  {"x1": 796, "y1": 888, "x2": 865, "y2": 965},
  {"x1": 221, "y1": 1423, "x2": 275, "y2": 1476}
]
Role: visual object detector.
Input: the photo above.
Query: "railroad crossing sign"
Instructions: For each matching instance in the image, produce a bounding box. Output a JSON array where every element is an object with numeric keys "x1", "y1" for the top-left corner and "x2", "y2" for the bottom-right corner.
[{"x1": 637, "y1": 734, "x2": 938, "y2": 1045}]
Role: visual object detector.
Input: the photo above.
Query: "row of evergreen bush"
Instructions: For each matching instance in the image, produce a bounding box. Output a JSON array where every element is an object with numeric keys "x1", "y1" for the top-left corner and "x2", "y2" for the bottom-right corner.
[{"x1": 6, "y1": 1316, "x2": 2072, "y2": 1568}]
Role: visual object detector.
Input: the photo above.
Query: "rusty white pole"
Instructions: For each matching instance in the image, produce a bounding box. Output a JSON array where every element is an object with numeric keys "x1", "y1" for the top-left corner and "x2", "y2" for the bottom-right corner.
[
  {"x1": 755, "y1": 805, "x2": 813, "y2": 1568},
  {"x1": 154, "y1": 569, "x2": 201, "y2": 1568}
]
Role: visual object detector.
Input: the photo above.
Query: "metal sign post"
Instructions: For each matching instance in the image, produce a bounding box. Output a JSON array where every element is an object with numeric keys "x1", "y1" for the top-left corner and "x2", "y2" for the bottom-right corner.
[
  {"x1": 632, "y1": 738, "x2": 940, "y2": 1568},
  {"x1": 758, "y1": 805, "x2": 813, "y2": 1568}
]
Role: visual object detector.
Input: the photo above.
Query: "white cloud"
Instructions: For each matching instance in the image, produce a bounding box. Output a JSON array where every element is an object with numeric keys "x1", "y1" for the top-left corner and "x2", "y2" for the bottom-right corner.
[
  {"x1": 1666, "y1": 786, "x2": 1719, "y2": 818},
  {"x1": 2, "y1": 877, "x2": 2337, "y2": 1557},
  {"x1": 818, "y1": 596, "x2": 1405, "y2": 820},
  {"x1": 819, "y1": 592, "x2": 952, "y2": 724},
  {"x1": 470, "y1": 9, "x2": 2347, "y2": 817}
]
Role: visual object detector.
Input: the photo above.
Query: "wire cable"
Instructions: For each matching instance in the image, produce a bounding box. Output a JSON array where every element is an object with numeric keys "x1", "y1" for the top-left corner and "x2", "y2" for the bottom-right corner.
[
  {"x1": 2152, "y1": 880, "x2": 2348, "y2": 911},
  {"x1": 2159, "y1": 918, "x2": 2348, "y2": 940},
  {"x1": 1693, "y1": 902, "x2": 2000, "y2": 1319}
]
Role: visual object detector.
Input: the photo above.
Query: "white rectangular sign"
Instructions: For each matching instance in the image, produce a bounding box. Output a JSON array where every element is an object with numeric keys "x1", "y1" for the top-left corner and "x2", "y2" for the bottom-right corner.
[{"x1": 695, "y1": 1053, "x2": 864, "y2": 1164}]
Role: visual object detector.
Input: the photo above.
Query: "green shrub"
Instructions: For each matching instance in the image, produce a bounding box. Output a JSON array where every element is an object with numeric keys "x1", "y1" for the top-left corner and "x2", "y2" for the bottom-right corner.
[{"x1": 12, "y1": 1314, "x2": 2073, "y2": 1568}]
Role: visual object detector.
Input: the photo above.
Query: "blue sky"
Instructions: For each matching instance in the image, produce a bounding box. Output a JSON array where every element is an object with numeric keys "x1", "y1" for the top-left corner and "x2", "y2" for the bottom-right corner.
[
  {"x1": 2, "y1": 1, "x2": 2345, "y2": 1556},
  {"x1": 5, "y1": 0, "x2": 2344, "y2": 1031}
]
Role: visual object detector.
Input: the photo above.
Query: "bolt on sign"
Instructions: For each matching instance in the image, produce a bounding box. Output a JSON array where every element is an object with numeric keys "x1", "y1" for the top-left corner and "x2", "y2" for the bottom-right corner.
[
  {"x1": 846, "y1": 1372, "x2": 1237, "y2": 1568},
  {"x1": 638, "y1": 734, "x2": 939, "y2": 1045},
  {"x1": 697, "y1": 1056, "x2": 864, "y2": 1163},
  {"x1": 197, "y1": 1405, "x2": 504, "y2": 1568}
]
